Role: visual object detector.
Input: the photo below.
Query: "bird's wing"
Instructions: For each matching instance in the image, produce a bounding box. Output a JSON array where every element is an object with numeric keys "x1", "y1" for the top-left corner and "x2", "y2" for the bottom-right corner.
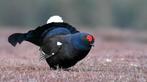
[
  {"x1": 25, "y1": 23, "x2": 79, "y2": 46},
  {"x1": 39, "y1": 44, "x2": 62, "y2": 60},
  {"x1": 38, "y1": 22, "x2": 79, "y2": 34},
  {"x1": 39, "y1": 37, "x2": 64, "y2": 60}
]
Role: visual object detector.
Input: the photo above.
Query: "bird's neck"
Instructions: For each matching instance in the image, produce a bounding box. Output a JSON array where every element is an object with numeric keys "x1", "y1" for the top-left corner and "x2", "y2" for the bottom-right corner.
[{"x1": 70, "y1": 35, "x2": 91, "y2": 50}]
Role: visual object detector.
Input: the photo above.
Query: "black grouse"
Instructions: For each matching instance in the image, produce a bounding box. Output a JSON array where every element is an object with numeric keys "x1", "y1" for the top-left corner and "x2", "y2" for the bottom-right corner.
[{"x1": 8, "y1": 16, "x2": 95, "y2": 69}]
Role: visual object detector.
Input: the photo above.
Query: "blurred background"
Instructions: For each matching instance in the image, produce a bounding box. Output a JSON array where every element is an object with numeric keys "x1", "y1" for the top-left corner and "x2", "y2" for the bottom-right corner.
[
  {"x1": 0, "y1": 0, "x2": 147, "y2": 29},
  {"x1": 1, "y1": 1, "x2": 147, "y2": 81}
]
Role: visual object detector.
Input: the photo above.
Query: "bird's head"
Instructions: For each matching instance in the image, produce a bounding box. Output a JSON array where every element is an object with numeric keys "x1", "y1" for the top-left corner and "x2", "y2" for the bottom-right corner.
[
  {"x1": 71, "y1": 33, "x2": 95, "y2": 50},
  {"x1": 83, "y1": 34, "x2": 95, "y2": 46}
]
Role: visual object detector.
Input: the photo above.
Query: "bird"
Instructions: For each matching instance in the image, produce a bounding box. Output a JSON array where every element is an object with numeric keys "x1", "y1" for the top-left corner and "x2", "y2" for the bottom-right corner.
[{"x1": 8, "y1": 15, "x2": 95, "y2": 69}]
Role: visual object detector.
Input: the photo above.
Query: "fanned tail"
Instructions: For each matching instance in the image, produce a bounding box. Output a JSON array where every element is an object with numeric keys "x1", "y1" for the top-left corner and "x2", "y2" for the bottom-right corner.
[{"x1": 8, "y1": 33, "x2": 26, "y2": 46}]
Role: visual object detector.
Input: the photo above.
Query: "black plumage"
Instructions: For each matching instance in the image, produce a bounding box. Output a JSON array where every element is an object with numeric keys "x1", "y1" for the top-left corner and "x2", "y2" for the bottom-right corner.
[{"x1": 8, "y1": 22, "x2": 94, "y2": 69}]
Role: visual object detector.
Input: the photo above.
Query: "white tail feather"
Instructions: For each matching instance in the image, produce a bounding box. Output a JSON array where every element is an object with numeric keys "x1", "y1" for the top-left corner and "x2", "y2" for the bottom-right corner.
[{"x1": 47, "y1": 15, "x2": 63, "y2": 24}]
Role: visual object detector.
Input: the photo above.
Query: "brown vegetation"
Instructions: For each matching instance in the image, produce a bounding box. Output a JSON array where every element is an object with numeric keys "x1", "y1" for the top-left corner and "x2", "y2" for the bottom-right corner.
[{"x1": 0, "y1": 28, "x2": 147, "y2": 82}]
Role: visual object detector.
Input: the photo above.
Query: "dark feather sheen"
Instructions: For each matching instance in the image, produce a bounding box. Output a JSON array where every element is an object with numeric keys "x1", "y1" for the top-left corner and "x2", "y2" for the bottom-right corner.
[
  {"x1": 25, "y1": 22, "x2": 79, "y2": 46},
  {"x1": 8, "y1": 22, "x2": 94, "y2": 69}
]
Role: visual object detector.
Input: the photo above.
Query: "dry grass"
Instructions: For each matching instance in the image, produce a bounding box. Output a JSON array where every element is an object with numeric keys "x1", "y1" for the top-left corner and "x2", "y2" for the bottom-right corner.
[{"x1": 0, "y1": 28, "x2": 147, "y2": 82}]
